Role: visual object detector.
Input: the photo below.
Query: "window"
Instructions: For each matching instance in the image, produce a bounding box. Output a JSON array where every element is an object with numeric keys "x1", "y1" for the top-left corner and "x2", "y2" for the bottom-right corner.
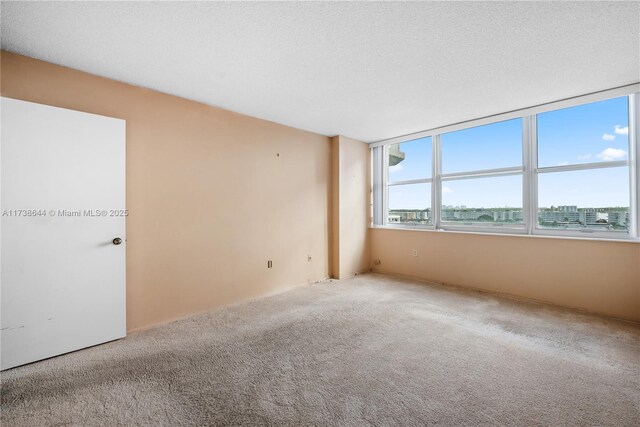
[
  {"x1": 372, "y1": 87, "x2": 639, "y2": 240},
  {"x1": 537, "y1": 97, "x2": 629, "y2": 168},
  {"x1": 441, "y1": 118, "x2": 522, "y2": 173},
  {"x1": 388, "y1": 137, "x2": 431, "y2": 180},
  {"x1": 536, "y1": 96, "x2": 631, "y2": 233},
  {"x1": 440, "y1": 119, "x2": 524, "y2": 229},
  {"x1": 441, "y1": 175, "x2": 523, "y2": 225},
  {"x1": 386, "y1": 137, "x2": 432, "y2": 225},
  {"x1": 388, "y1": 183, "x2": 431, "y2": 225},
  {"x1": 537, "y1": 167, "x2": 630, "y2": 231}
]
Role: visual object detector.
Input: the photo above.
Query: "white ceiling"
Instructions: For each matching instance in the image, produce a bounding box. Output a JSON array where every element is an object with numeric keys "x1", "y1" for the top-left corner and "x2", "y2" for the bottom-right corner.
[{"x1": 2, "y1": 1, "x2": 639, "y2": 142}]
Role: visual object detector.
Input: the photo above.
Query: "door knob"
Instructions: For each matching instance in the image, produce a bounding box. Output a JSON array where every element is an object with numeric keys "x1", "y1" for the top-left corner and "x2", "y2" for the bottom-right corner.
[{"x1": 112, "y1": 238, "x2": 123, "y2": 245}]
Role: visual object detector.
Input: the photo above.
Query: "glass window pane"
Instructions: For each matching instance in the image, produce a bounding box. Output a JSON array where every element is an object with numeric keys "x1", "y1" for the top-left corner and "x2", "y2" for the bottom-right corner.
[
  {"x1": 388, "y1": 183, "x2": 431, "y2": 225},
  {"x1": 441, "y1": 175, "x2": 523, "y2": 224},
  {"x1": 441, "y1": 119, "x2": 522, "y2": 174},
  {"x1": 537, "y1": 167, "x2": 630, "y2": 231},
  {"x1": 388, "y1": 137, "x2": 431, "y2": 182},
  {"x1": 538, "y1": 96, "x2": 629, "y2": 168}
]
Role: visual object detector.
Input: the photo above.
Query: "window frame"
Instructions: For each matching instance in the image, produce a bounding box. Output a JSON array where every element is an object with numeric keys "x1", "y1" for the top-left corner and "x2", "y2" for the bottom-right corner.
[
  {"x1": 372, "y1": 84, "x2": 640, "y2": 241},
  {"x1": 384, "y1": 137, "x2": 435, "y2": 229},
  {"x1": 439, "y1": 170, "x2": 526, "y2": 233},
  {"x1": 439, "y1": 117, "x2": 525, "y2": 232}
]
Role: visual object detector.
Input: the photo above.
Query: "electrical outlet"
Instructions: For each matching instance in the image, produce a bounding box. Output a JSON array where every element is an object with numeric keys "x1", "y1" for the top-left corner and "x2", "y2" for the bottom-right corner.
[
  {"x1": 308, "y1": 254, "x2": 312, "y2": 262},
  {"x1": 412, "y1": 249, "x2": 418, "y2": 257},
  {"x1": 267, "y1": 260, "x2": 272, "y2": 268},
  {"x1": 373, "y1": 259, "x2": 381, "y2": 265}
]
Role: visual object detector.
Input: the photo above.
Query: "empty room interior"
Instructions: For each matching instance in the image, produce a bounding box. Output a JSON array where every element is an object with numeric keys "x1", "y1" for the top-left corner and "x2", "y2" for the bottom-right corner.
[{"x1": 1, "y1": 1, "x2": 639, "y2": 426}]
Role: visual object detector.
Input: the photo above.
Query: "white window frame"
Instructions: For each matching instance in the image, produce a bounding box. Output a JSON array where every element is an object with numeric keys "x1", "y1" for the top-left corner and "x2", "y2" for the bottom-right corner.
[
  {"x1": 438, "y1": 117, "x2": 526, "y2": 233},
  {"x1": 384, "y1": 137, "x2": 435, "y2": 229},
  {"x1": 371, "y1": 84, "x2": 640, "y2": 241}
]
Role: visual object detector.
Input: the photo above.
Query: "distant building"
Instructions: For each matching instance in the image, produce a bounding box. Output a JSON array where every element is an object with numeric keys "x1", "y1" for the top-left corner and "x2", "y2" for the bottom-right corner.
[
  {"x1": 392, "y1": 205, "x2": 627, "y2": 230},
  {"x1": 579, "y1": 208, "x2": 596, "y2": 225},
  {"x1": 608, "y1": 211, "x2": 628, "y2": 226}
]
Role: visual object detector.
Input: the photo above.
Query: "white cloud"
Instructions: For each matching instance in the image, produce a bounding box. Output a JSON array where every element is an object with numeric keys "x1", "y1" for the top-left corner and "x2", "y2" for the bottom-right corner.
[
  {"x1": 614, "y1": 125, "x2": 628, "y2": 135},
  {"x1": 389, "y1": 163, "x2": 403, "y2": 173},
  {"x1": 442, "y1": 186, "x2": 453, "y2": 195},
  {"x1": 596, "y1": 147, "x2": 627, "y2": 161},
  {"x1": 577, "y1": 154, "x2": 591, "y2": 160},
  {"x1": 557, "y1": 161, "x2": 569, "y2": 166},
  {"x1": 602, "y1": 133, "x2": 616, "y2": 141}
]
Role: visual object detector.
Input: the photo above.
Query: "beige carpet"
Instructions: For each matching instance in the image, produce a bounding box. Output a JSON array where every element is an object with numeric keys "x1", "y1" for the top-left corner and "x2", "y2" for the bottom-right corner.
[{"x1": 1, "y1": 273, "x2": 639, "y2": 426}]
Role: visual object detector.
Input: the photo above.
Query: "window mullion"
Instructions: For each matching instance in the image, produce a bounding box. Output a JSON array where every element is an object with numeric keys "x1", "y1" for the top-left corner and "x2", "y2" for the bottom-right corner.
[
  {"x1": 441, "y1": 167, "x2": 523, "y2": 181},
  {"x1": 388, "y1": 178, "x2": 432, "y2": 186},
  {"x1": 433, "y1": 134, "x2": 442, "y2": 229},
  {"x1": 537, "y1": 160, "x2": 628, "y2": 174},
  {"x1": 522, "y1": 115, "x2": 530, "y2": 234},
  {"x1": 629, "y1": 93, "x2": 639, "y2": 238},
  {"x1": 523, "y1": 115, "x2": 536, "y2": 234},
  {"x1": 382, "y1": 145, "x2": 389, "y2": 226}
]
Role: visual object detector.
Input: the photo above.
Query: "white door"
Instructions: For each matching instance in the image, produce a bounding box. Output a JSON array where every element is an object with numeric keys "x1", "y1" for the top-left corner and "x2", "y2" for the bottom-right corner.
[{"x1": 1, "y1": 97, "x2": 126, "y2": 370}]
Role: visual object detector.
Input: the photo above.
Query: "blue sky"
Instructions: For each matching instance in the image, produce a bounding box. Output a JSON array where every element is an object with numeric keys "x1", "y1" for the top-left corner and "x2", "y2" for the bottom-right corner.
[{"x1": 388, "y1": 96, "x2": 630, "y2": 210}]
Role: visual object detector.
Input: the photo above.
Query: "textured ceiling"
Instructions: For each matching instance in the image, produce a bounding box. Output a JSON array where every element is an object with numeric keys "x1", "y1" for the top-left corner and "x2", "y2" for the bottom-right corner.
[{"x1": 1, "y1": 1, "x2": 639, "y2": 142}]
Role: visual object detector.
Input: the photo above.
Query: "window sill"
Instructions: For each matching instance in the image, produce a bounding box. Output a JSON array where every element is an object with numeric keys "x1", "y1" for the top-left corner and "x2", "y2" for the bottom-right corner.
[{"x1": 369, "y1": 225, "x2": 640, "y2": 243}]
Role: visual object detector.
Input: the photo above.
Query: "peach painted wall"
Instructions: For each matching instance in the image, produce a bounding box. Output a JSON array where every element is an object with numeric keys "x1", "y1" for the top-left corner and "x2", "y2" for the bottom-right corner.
[
  {"x1": 330, "y1": 136, "x2": 371, "y2": 279},
  {"x1": 1, "y1": 51, "x2": 332, "y2": 332},
  {"x1": 371, "y1": 228, "x2": 640, "y2": 321}
]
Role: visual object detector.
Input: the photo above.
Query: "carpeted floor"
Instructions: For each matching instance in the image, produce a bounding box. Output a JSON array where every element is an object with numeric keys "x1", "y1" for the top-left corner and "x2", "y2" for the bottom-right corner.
[{"x1": 1, "y1": 273, "x2": 639, "y2": 426}]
